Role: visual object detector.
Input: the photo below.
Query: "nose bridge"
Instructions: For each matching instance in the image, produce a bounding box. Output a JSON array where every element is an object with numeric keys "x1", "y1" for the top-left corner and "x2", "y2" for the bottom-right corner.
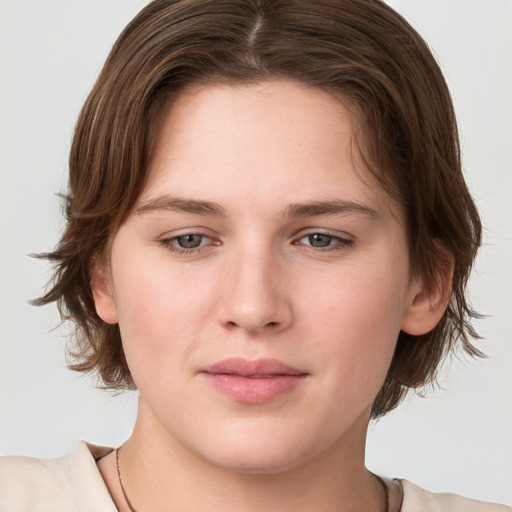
[{"x1": 219, "y1": 238, "x2": 291, "y2": 334}]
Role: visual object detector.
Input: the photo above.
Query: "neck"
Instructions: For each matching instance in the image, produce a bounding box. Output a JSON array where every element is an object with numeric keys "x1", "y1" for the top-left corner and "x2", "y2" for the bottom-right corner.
[{"x1": 114, "y1": 400, "x2": 384, "y2": 512}]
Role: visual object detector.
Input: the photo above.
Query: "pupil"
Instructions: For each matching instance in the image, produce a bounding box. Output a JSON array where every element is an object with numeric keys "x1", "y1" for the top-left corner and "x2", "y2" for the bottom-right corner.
[
  {"x1": 309, "y1": 234, "x2": 331, "y2": 247},
  {"x1": 178, "y1": 234, "x2": 202, "y2": 248}
]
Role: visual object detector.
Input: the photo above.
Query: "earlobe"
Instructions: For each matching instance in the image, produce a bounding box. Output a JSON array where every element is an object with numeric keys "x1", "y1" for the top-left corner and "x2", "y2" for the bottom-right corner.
[
  {"x1": 90, "y1": 259, "x2": 118, "y2": 324},
  {"x1": 401, "y1": 255, "x2": 453, "y2": 336}
]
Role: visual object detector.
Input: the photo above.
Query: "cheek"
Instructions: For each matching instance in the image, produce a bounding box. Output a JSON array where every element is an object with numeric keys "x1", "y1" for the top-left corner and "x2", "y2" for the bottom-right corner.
[
  {"x1": 301, "y1": 268, "x2": 407, "y2": 391},
  {"x1": 111, "y1": 261, "x2": 216, "y2": 377},
  {"x1": 304, "y1": 265, "x2": 407, "y2": 340}
]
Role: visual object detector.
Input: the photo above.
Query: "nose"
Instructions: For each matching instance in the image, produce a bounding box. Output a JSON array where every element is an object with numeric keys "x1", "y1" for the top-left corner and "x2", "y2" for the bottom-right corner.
[{"x1": 217, "y1": 245, "x2": 293, "y2": 336}]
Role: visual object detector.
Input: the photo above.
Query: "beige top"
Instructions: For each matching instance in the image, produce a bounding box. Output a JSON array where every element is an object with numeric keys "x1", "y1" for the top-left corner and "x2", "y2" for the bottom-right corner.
[{"x1": 0, "y1": 441, "x2": 510, "y2": 512}]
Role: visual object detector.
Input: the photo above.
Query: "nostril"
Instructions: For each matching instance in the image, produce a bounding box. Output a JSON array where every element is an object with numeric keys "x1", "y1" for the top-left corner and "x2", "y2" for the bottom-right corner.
[{"x1": 266, "y1": 322, "x2": 278, "y2": 328}]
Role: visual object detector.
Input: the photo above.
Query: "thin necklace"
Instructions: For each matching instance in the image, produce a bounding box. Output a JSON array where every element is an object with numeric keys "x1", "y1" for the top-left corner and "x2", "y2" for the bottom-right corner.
[
  {"x1": 116, "y1": 447, "x2": 139, "y2": 512},
  {"x1": 115, "y1": 447, "x2": 396, "y2": 512},
  {"x1": 376, "y1": 474, "x2": 390, "y2": 512}
]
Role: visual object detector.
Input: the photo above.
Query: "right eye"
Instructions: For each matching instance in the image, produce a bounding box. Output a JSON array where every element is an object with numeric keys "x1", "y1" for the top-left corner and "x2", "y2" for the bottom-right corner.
[{"x1": 160, "y1": 233, "x2": 215, "y2": 253}]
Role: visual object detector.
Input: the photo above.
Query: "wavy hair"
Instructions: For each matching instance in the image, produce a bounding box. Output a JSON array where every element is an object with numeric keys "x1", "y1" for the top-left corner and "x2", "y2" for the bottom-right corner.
[{"x1": 34, "y1": 0, "x2": 482, "y2": 418}]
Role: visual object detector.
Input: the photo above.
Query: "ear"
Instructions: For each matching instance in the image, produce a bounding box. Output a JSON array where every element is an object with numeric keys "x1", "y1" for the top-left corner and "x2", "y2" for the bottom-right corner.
[
  {"x1": 90, "y1": 257, "x2": 118, "y2": 324},
  {"x1": 401, "y1": 251, "x2": 454, "y2": 336}
]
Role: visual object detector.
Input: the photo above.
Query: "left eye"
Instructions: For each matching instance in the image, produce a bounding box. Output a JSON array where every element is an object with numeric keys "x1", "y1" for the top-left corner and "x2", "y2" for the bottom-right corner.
[
  {"x1": 168, "y1": 234, "x2": 211, "y2": 249},
  {"x1": 298, "y1": 233, "x2": 351, "y2": 248}
]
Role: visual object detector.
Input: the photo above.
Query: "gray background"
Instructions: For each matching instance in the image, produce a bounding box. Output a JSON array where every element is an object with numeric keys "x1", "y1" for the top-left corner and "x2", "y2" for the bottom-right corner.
[{"x1": 1, "y1": 0, "x2": 511, "y2": 505}]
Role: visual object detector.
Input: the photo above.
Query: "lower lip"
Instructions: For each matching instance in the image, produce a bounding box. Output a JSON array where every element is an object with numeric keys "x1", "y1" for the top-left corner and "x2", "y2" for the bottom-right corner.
[{"x1": 201, "y1": 373, "x2": 307, "y2": 404}]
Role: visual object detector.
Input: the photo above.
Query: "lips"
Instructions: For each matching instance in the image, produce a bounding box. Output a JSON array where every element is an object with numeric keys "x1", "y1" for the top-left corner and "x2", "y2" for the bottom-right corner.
[{"x1": 200, "y1": 358, "x2": 308, "y2": 405}]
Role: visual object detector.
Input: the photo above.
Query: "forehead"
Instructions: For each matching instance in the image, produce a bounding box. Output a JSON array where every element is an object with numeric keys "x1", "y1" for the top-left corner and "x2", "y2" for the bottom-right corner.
[{"x1": 140, "y1": 79, "x2": 399, "y2": 220}]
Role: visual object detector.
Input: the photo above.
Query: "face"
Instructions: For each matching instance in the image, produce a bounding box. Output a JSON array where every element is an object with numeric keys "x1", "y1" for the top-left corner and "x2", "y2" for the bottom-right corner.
[{"x1": 94, "y1": 80, "x2": 431, "y2": 473}]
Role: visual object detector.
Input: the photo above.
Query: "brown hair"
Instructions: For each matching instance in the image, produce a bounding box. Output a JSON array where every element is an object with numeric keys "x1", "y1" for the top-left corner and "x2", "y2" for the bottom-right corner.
[{"x1": 35, "y1": 0, "x2": 482, "y2": 418}]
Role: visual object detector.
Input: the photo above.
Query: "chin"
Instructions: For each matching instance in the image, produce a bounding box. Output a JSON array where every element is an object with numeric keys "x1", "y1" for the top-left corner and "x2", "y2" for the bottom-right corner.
[
  {"x1": 206, "y1": 449, "x2": 305, "y2": 475},
  {"x1": 194, "y1": 426, "x2": 314, "y2": 475}
]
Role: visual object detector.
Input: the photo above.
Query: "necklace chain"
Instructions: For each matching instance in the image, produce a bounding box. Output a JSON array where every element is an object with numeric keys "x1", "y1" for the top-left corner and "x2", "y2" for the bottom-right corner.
[
  {"x1": 115, "y1": 447, "x2": 398, "y2": 512},
  {"x1": 376, "y1": 475, "x2": 390, "y2": 512},
  {"x1": 116, "y1": 447, "x2": 139, "y2": 512}
]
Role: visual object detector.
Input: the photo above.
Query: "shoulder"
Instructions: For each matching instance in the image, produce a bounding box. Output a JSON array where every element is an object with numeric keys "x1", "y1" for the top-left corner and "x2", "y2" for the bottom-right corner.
[
  {"x1": 0, "y1": 441, "x2": 117, "y2": 512},
  {"x1": 401, "y1": 479, "x2": 512, "y2": 512}
]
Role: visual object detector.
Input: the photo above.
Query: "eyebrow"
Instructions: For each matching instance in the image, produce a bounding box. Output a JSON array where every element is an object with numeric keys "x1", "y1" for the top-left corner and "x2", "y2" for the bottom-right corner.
[
  {"x1": 135, "y1": 195, "x2": 378, "y2": 219},
  {"x1": 135, "y1": 195, "x2": 227, "y2": 216},
  {"x1": 283, "y1": 199, "x2": 379, "y2": 218}
]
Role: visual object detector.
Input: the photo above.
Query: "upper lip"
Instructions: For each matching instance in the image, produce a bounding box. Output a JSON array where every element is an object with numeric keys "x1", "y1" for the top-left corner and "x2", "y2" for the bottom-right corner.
[{"x1": 201, "y1": 358, "x2": 307, "y2": 377}]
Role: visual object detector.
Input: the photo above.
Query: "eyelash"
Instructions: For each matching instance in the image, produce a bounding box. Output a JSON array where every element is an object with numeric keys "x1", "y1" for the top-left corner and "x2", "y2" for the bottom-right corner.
[
  {"x1": 295, "y1": 232, "x2": 354, "y2": 251},
  {"x1": 159, "y1": 231, "x2": 354, "y2": 255},
  {"x1": 159, "y1": 233, "x2": 216, "y2": 255}
]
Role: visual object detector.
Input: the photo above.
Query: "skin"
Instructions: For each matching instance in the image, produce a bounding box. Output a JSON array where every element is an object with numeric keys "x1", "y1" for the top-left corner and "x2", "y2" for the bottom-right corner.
[{"x1": 94, "y1": 80, "x2": 446, "y2": 511}]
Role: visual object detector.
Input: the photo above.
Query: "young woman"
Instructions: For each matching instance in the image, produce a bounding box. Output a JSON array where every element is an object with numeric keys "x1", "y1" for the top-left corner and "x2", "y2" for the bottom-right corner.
[{"x1": 1, "y1": 1, "x2": 510, "y2": 510}]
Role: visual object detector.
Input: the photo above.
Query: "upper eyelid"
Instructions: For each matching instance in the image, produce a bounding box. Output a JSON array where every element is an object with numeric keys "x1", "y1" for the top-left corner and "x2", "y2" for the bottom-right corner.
[
  {"x1": 294, "y1": 227, "x2": 354, "y2": 240},
  {"x1": 160, "y1": 228, "x2": 216, "y2": 240},
  {"x1": 296, "y1": 234, "x2": 353, "y2": 246},
  {"x1": 158, "y1": 228, "x2": 354, "y2": 240},
  {"x1": 159, "y1": 230, "x2": 353, "y2": 239},
  {"x1": 163, "y1": 233, "x2": 216, "y2": 245},
  {"x1": 158, "y1": 227, "x2": 357, "y2": 242},
  {"x1": 163, "y1": 231, "x2": 212, "y2": 239}
]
